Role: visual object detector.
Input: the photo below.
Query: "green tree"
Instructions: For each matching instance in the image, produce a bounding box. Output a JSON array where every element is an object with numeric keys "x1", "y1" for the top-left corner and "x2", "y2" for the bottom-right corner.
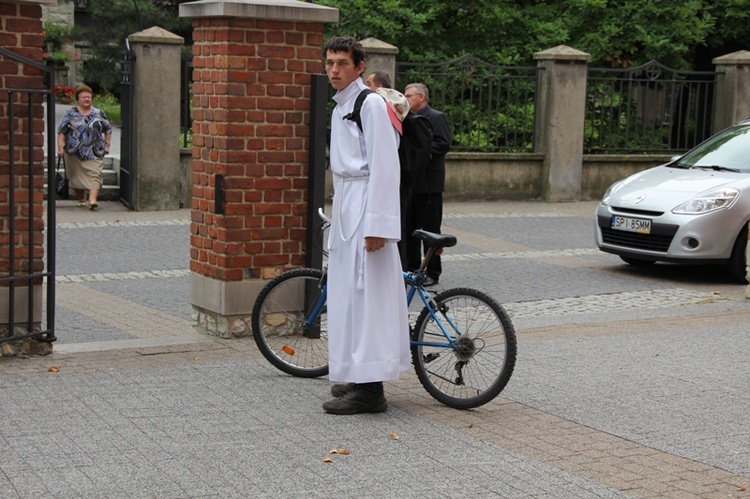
[
  {"x1": 74, "y1": 0, "x2": 192, "y2": 95},
  {"x1": 565, "y1": 0, "x2": 715, "y2": 69},
  {"x1": 317, "y1": 0, "x2": 749, "y2": 70}
]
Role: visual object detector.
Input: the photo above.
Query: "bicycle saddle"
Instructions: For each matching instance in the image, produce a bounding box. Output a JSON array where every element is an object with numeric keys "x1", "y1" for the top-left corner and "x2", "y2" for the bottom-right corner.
[{"x1": 411, "y1": 230, "x2": 457, "y2": 248}]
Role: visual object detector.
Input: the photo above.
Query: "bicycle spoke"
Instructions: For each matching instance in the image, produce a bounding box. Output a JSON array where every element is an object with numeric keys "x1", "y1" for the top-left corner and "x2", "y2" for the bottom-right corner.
[
  {"x1": 252, "y1": 268, "x2": 329, "y2": 378},
  {"x1": 411, "y1": 288, "x2": 516, "y2": 409}
]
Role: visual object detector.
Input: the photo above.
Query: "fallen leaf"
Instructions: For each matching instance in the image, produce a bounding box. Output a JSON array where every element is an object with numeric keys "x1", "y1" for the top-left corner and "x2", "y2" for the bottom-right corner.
[
  {"x1": 713, "y1": 291, "x2": 721, "y2": 295},
  {"x1": 337, "y1": 449, "x2": 350, "y2": 455},
  {"x1": 193, "y1": 356, "x2": 201, "y2": 361},
  {"x1": 329, "y1": 449, "x2": 338, "y2": 454},
  {"x1": 467, "y1": 424, "x2": 474, "y2": 428},
  {"x1": 389, "y1": 433, "x2": 399, "y2": 441},
  {"x1": 47, "y1": 366, "x2": 59, "y2": 373},
  {"x1": 282, "y1": 346, "x2": 295, "y2": 356},
  {"x1": 322, "y1": 456, "x2": 333, "y2": 463},
  {"x1": 738, "y1": 487, "x2": 746, "y2": 492}
]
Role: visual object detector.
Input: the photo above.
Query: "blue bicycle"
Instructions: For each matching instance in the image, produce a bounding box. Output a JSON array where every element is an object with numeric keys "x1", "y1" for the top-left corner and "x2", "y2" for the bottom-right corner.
[{"x1": 251, "y1": 215, "x2": 517, "y2": 409}]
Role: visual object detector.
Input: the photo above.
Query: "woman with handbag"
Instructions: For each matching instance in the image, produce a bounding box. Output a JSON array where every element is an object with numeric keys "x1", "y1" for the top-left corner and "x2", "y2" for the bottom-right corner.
[{"x1": 57, "y1": 85, "x2": 112, "y2": 210}]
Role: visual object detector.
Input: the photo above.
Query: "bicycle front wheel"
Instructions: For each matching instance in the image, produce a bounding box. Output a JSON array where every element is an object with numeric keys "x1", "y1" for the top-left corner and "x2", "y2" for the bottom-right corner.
[
  {"x1": 251, "y1": 268, "x2": 329, "y2": 378},
  {"x1": 411, "y1": 287, "x2": 516, "y2": 409}
]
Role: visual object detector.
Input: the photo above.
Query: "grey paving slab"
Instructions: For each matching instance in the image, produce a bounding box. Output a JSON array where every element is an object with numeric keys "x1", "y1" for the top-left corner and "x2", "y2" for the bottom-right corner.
[
  {"x1": 0, "y1": 359, "x2": 630, "y2": 499},
  {"x1": 54, "y1": 224, "x2": 190, "y2": 275},
  {"x1": 504, "y1": 323, "x2": 750, "y2": 477},
  {"x1": 52, "y1": 305, "x2": 135, "y2": 344},
  {"x1": 439, "y1": 256, "x2": 662, "y2": 303},
  {"x1": 4, "y1": 199, "x2": 750, "y2": 497},
  {"x1": 443, "y1": 215, "x2": 596, "y2": 251},
  {"x1": 81, "y1": 275, "x2": 193, "y2": 320}
]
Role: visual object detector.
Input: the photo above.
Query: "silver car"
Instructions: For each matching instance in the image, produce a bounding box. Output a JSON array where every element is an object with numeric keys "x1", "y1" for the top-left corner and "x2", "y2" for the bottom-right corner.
[{"x1": 595, "y1": 118, "x2": 750, "y2": 282}]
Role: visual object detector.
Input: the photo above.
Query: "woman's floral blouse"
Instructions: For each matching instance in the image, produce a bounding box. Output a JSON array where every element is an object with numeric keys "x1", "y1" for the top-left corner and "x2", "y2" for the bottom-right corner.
[{"x1": 58, "y1": 106, "x2": 112, "y2": 160}]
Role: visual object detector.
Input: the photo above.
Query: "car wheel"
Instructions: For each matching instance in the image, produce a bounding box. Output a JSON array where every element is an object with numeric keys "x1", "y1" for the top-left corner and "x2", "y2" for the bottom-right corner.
[
  {"x1": 620, "y1": 256, "x2": 656, "y2": 267},
  {"x1": 726, "y1": 224, "x2": 749, "y2": 283}
]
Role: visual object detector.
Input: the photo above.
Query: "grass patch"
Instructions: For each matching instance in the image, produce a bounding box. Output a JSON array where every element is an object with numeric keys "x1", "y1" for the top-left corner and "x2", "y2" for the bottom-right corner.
[{"x1": 93, "y1": 93, "x2": 121, "y2": 126}]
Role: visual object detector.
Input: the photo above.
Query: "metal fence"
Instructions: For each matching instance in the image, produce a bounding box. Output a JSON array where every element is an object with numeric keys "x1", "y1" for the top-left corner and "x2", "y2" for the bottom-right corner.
[
  {"x1": 585, "y1": 60, "x2": 716, "y2": 154},
  {"x1": 397, "y1": 55, "x2": 540, "y2": 153},
  {"x1": 177, "y1": 50, "x2": 716, "y2": 156},
  {"x1": 396, "y1": 55, "x2": 716, "y2": 155},
  {"x1": 0, "y1": 47, "x2": 57, "y2": 346},
  {"x1": 119, "y1": 43, "x2": 135, "y2": 209},
  {"x1": 181, "y1": 52, "x2": 193, "y2": 148}
]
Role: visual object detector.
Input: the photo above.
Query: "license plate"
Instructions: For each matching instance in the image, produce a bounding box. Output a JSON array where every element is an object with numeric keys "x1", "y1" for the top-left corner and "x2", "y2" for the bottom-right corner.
[{"x1": 611, "y1": 216, "x2": 651, "y2": 234}]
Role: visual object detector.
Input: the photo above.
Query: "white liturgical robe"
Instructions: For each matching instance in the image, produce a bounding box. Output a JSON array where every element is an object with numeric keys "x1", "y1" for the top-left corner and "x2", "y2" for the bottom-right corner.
[{"x1": 326, "y1": 79, "x2": 411, "y2": 383}]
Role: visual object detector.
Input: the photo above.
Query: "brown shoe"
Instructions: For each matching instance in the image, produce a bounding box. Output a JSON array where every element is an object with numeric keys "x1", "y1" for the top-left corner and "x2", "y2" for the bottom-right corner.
[
  {"x1": 323, "y1": 386, "x2": 387, "y2": 415},
  {"x1": 330, "y1": 382, "x2": 356, "y2": 398}
]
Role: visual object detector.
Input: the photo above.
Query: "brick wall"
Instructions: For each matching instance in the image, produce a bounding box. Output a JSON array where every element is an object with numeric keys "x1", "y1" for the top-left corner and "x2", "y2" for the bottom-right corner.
[
  {"x1": 189, "y1": 18, "x2": 324, "y2": 282},
  {"x1": 0, "y1": 1, "x2": 46, "y2": 281}
]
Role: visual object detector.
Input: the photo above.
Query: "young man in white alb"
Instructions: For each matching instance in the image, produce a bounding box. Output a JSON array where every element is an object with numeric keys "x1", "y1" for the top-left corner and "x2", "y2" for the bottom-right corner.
[{"x1": 322, "y1": 36, "x2": 410, "y2": 415}]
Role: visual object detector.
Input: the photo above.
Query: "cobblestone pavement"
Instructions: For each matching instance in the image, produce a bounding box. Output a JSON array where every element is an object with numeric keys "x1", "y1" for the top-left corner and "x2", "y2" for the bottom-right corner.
[{"x1": 1, "y1": 199, "x2": 749, "y2": 498}]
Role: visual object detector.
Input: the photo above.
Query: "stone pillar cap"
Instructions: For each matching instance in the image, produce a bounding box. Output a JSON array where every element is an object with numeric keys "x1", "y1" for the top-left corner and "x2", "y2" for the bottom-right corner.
[
  {"x1": 713, "y1": 50, "x2": 750, "y2": 65},
  {"x1": 129, "y1": 26, "x2": 185, "y2": 45},
  {"x1": 179, "y1": 0, "x2": 339, "y2": 23},
  {"x1": 534, "y1": 45, "x2": 590, "y2": 62},
  {"x1": 360, "y1": 37, "x2": 399, "y2": 55}
]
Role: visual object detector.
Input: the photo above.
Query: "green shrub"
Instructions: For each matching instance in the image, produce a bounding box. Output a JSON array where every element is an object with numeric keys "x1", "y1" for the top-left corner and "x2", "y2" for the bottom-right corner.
[
  {"x1": 43, "y1": 22, "x2": 73, "y2": 50},
  {"x1": 93, "y1": 93, "x2": 120, "y2": 126}
]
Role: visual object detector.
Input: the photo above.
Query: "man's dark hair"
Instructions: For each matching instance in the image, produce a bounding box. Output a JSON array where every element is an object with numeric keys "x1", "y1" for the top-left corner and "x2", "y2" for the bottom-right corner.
[
  {"x1": 323, "y1": 36, "x2": 366, "y2": 67},
  {"x1": 371, "y1": 71, "x2": 392, "y2": 89}
]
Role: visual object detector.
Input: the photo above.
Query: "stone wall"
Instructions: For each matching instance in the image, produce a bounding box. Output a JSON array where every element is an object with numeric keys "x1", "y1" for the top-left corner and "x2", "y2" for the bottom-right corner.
[
  {"x1": 40, "y1": 0, "x2": 81, "y2": 87},
  {"x1": 40, "y1": 0, "x2": 72, "y2": 25}
]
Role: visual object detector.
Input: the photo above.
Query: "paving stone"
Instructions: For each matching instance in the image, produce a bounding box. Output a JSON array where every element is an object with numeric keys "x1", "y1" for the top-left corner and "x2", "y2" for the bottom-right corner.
[{"x1": 2, "y1": 200, "x2": 748, "y2": 497}]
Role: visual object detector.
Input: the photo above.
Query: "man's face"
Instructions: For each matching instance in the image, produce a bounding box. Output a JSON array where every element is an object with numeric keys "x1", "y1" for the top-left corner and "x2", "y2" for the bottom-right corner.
[
  {"x1": 405, "y1": 89, "x2": 425, "y2": 112},
  {"x1": 325, "y1": 50, "x2": 364, "y2": 91},
  {"x1": 365, "y1": 73, "x2": 379, "y2": 91}
]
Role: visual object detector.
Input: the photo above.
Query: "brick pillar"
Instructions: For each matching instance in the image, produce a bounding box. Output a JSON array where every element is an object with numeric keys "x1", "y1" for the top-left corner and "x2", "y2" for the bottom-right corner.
[
  {"x1": 179, "y1": 0, "x2": 338, "y2": 338},
  {"x1": 0, "y1": 0, "x2": 53, "y2": 354}
]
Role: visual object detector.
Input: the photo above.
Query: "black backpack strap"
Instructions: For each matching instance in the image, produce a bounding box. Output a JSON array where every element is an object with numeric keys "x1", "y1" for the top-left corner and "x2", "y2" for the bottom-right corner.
[{"x1": 342, "y1": 89, "x2": 374, "y2": 132}]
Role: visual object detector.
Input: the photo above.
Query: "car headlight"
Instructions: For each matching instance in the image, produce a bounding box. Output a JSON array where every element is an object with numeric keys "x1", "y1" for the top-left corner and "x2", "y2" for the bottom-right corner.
[
  {"x1": 672, "y1": 187, "x2": 740, "y2": 214},
  {"x1": 601, "y1": 181, "x2": 622, "y2": 206}
]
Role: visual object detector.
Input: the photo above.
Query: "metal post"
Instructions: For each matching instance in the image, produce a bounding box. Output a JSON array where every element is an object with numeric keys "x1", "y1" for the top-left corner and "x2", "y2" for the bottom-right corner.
[{"x1": 306, "y1": 74, "x2": 328, "y2": 269}]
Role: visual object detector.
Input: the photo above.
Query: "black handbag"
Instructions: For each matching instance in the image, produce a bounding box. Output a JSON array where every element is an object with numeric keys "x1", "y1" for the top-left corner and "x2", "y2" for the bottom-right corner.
[{"x1": 55, "y1": 156, "x2": 69, "y2": 199}]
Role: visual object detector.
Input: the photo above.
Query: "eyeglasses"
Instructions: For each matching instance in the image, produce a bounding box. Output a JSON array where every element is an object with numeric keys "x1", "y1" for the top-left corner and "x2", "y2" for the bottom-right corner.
[{"x1": 404, "y1": 93, "x2": 418, "y2": 99}]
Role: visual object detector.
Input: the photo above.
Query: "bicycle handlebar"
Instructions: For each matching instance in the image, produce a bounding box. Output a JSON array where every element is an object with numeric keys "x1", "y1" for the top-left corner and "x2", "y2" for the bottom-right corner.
[{"x1": 318, "y1": 207, "x2": 332, "y2": 225}]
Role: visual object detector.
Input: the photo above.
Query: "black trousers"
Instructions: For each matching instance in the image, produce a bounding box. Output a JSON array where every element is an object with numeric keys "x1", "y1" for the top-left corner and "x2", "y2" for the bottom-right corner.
[
  {"x1": 396, "y1": 187, "x2": 411, "y2": 271},
  {"x1": 406, "y1": 192, "x2": 443, "y2": 278}
]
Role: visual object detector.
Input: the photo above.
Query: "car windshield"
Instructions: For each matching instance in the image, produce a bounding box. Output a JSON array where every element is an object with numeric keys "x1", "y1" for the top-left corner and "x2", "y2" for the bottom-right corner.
[{"x1": 674, "y1": 124, "x2": 750, "y2": 172}]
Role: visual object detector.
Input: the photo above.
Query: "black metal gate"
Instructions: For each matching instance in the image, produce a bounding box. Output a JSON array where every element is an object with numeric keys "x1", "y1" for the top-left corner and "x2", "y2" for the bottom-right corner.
[
  {"x1": 585, "y1": 60, "x2": 717, "y2": 153},
  {"x1": 119, "y1": 43, "x2": 135, "y2": 208},
  {"x1": 0, "y1": 47, "x2": 57, "y2": 346}
]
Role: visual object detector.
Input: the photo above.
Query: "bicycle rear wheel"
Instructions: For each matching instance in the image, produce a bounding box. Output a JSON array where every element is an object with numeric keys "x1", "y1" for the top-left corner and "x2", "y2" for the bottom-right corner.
[
  {"x1": 411, "y1": 287, "x2": 516, "y2": 409},
  {"x1": 251, "y1": 268, "x2": 329, "y2": 378}
]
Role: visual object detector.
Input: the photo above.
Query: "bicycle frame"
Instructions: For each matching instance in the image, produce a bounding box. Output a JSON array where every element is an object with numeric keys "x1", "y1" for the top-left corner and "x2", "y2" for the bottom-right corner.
[
  {"x1": 403, "y1": 272, "x2": 462, "y2": 349},
  {"x1": 303, "y1": 267, "x2": 460, "y2": 350},
  {"x1": 254, "y1": 211, "x2": 516, "y2": 408},
  {"x1": 308, "y1": 209, "x2": 459, "y2": 349}
]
